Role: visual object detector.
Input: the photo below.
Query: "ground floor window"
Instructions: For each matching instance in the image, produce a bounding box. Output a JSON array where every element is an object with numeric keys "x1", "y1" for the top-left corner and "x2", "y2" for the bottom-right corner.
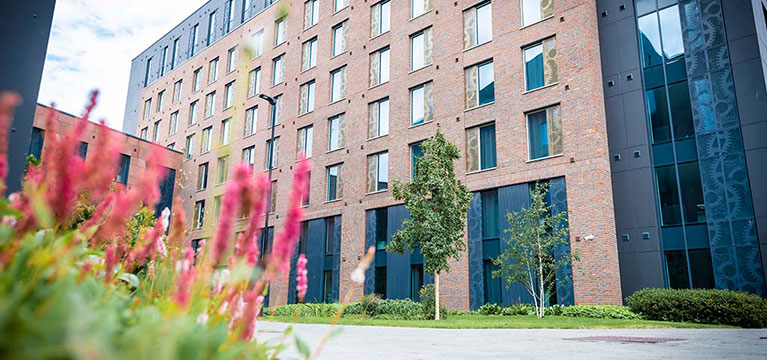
[
  {"x1": 410, "y1": 264, "x2": 423, "y2": 301},
  {"x1": 375, "y1": 266, "x2": 387, "y2": 299},
  {"x1": 323, "y1": 270, "x2": 334, "y2": 303},
  {"x1": 483, "y1": 259, "x2": 501, "y2": 305}
]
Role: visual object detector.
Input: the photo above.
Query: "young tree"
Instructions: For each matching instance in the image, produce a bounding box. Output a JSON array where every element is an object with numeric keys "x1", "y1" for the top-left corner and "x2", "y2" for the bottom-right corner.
[
  {"x1": 492, "y1": 182, "x2": 578, "y2": 318},
  {"x1": 386, "y1": 129, "x2": 472, "y2": 320}
]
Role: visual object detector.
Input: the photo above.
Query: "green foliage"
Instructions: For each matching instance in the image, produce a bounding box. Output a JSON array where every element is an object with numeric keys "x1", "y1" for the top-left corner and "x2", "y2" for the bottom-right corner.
[
  {"x1": 125, "y1": 205, "x2": 156, "y2": 246},
  {"x1": 266, "y1": 303, "x2": 342, "y2": 318},
  {"x1": 492, "y1": 182, "x2": 578, "y2": 318},
  {"x1": 418, "y1": 284, "x2": 446, "y2": 320},
  {"x1": 543, "y1": 304, "x2": 565, "y2": 316},
  {"x1": 504, "y1": 304, "x2": 534, "y2": 316},
  {"x1": 560, "y1": 305, "x2": 642, "y2": 320},
  {"x1": 374, "y1": 299, "x2": 425, "y2": 320},
  {"x1": 269, "y1": 293, "x2": 436, "y2": 321},
  {"x1": 478, "y1": 303, "x2": 503, "y2": 315},
  {"x1": 626, "y1": 288, "x2": 767, "y2": 328},
  {"x1": 386, "y1": 129, "x2": 472, "y2": 276},
  {"x1": 25, "y1": 154, "x2": 40, "y2": 168}
]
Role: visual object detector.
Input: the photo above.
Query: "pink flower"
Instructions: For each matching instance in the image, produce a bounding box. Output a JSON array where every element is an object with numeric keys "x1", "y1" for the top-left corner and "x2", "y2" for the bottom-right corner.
[
  {"x1": 126, "y1": 208, "x2": 170, "y2": 271},
  {"x1": 269, "y1": 157, "x2": 310, "y2": 273},
  {"x1": 173, "y1": 247, "x2": 196, "y2": 308},
  {"x1": 234, "y1": 175, "x2": 269, "y2": 266},
  {"x1": 297, "y1": 254, "x2": 308, "y2": 302},
  {"x1": 211, "y1": 164, "x2": 251, "y2": 268},
  {"x1": 104, "y1": 246, "x2": 118, "y2": 282},
  {"x1": 239, "y1": 288, "x2": 265, "y2": 341}
]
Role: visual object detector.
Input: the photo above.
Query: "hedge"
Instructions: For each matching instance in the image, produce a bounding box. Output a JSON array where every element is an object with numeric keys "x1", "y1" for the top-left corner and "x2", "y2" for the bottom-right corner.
[{"x1": 560, "y1": 305, "x2": 642, "y2": 320}]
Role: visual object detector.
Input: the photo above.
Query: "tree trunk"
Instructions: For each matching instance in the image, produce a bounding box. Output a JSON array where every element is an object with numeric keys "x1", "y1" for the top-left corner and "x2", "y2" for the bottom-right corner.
[
  {"x1": 537, "y1": 245, "x2": 545, "y2": 318},
  {"x1": 434, "y1": 272, "x2": 440, "y2": 321}
]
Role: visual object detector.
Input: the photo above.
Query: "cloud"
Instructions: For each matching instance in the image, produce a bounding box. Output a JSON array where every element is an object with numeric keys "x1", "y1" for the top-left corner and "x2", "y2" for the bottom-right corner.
[{"x1": 38, "y1": 0, "x2": 207, "y2": 129}]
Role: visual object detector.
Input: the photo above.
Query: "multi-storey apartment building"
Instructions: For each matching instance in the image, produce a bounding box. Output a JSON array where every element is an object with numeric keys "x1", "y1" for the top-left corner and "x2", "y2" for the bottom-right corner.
[{"x1": 123, "y1": 0, "x2": 767, "y2": 309}]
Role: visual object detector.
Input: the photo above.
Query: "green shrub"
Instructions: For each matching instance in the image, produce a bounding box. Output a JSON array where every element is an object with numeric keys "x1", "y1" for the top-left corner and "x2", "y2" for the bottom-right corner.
[
  {"x1": 478, "y1": 303, "x2": 503, "y2": 315},
  {"x1": 419, "y1": 284, "x2": 446, "y2": 320},
  {"x1": 560, "y1": 305, "x2": 642, "y2": 320},
  {"x1": 501, "y1": 304, "x2": 533, "y2": 316},
  {"x1": 266, "y1": 303, "x2": 341, "y2": 318},
  {"x1": 544, "y1": 304, "x2": 566, "y2": 316},
  {"x1": 373, "y1": 299, "x2": 424, "y2": 320},
  {"x1": 626, "y1": 288, "x2": 767, "y2": 328}
]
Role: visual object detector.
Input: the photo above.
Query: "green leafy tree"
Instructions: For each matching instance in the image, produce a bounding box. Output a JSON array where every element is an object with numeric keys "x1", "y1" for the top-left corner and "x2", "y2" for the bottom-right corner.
[
  {"x1": 386, "y1": 129, "x2": 472, "y2": 320},
  {"x1": 125, "y1": 205, "x2": 156, "y2": 247},
  {"x1": 492, "y1": 182, "x2": 578, "y2": 318}
]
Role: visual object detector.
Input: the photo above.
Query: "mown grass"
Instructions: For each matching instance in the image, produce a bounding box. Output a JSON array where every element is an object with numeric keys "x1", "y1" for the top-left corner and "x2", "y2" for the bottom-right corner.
[{"x1": 266, "y1": 314, "x2": 733, "y2": 329}]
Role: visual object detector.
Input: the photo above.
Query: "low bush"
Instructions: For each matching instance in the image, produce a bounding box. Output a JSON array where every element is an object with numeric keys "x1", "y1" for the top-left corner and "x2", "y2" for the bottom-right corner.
[
  {"x1": 419, "y1": 284, "x2": 446, "y2": 320},
  {"x1": 502, "y1": 304, "x2": 533, "y2": 316},
  {"x1": 560, "y1": 305, "x2": 642, "y2": 320},
  {"x1": 265, "y1": 303, "x2": 341, "y2": 318},
  {"x1": 375, "y1": 299, "x2": 425, "y2": 320},
  {"x1": 478, "y1": 303, "x2": 503, "y2": 315},
  {"x1": 626, "y1": 288, "x2": 767, "y2": 328}
]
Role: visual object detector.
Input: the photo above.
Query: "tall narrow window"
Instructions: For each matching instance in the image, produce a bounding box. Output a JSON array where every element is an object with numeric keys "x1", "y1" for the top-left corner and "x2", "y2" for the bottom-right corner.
[
  {"x1": 527, "y1": 104, "x2": 562, "y2": 160},
  {"x1": 214, "y1": 196, "x2": 222, "y2": 223},
  {"x1": 143, "y1": 99, "x2": 152, "y2": 119},
  {"x1": 524, "y1": 37, "x2": 557, "y2": 91},
  {"x1": 171, "y1": 38, "x2": 180, "y2": 69},
  {"x1": 116, "y1": 154, "x2": 130, "y2": 184},
  {"x1": 323, "y1": 270, "x2": 334, "y2": 303},
  {"x1": 140, "y1": 127, "x2": 148, "y2": 140},
  {"x1": 201, "y1": 126, "x2": 212, "y2": 153},
  {"x1": 332, "y1": 21, "x2": 347, "y2": 56},
  {"x1": 189, "y1": 24, "x2": 199, "y2": 57},
  {"x1": 248, "y1": 68, "x2": 261, "y2": 97},
  {"x1": 326, "y1": 163, "x2": 343, "y2": 201},
  {"x1": 207, "y1": 12, "x2": 217, "y2": 45},
  {"x1": 410, "y1": 142, "x2": 423, "y2": 179},
  {"x1": 466, "y1": 123, "x2": 497, "y2": 172},
  {"x1": 192, "y1": 68, "x2": 202, "y2": 92},
  {"x1": 410, "y1": 28, "x2": 433, "y2": 71},
  {"x1": 410, "y1": 264, "x2": 424, "y2": 301},
  {"x1": 194, "y1": 200, "x2": 205, "y2": 228},
  {"x1": 328, "y1": 114, "x2": 345, "y2": 151},
  {"x1": 370, "y1": 1, "x2": 391, "y2": 38},
  {"x1": 78, "y1": 142, "x2": 88, "y2": 159},
  {"x1": 173, "y1": 80, "x2": 182, "y2": 103},
  {"x1": 273, "y1": 55, "x2": 285, "y2": 85},
  {"x1": 304, "y1": 0, "x2": 319, "y2": 29},
  {"x1": 224, "y1": 82, "x2": 234, "y2": 109},
  {"x1": 465, "y1": 60, "x2": 494, "y2": 108},
  {"x1": 160, "y1": 46, "x2": 168, "y2": 77},
  {"x1": 369, "y1": 47, "x2": 390, "y2": 87},
  {"x1": 270, "y1": 95, "x2": 282, "y2": 126},
  {"x1": 144, "y1": 57, "x2": 153, "y2": 87},
  {"x1": 366, "y1": 151, "x2": 389, "y2": 193},
  {"x1": 335, "y1": 0, "x2": 349, "y2": 12},
  {"x1": 197, "y1": 162, "x2": 209, "y2": 190},
  {"x1": 269, "y1": 181, "x2": 278, "y2": 213},
  {"x1": 242, "y1": 0, "x2": 252, "y2": 21},
  {"x1": 266, "y1": 137, "x2": 279, "y2": 169},
  {"x1": 411, "y1": 0, "x2": 432, "y2": 18},
  {"x1": 152, "y1": 120, "x2": 161, "y2": 142},
  {"x1": 463, "y1": 1, "x2": 492, "y2": 49},
  {"x1": 227, "y1": 47, "x2": 237, "y2": 73},
  {"x1": 242, "y1": 145, "x2": 255, "y2": 166},
  {"x1": 251, "y1": 30, "x2": 264, "y2": 58},
  {"x1": 156, "y1": 90, "x2": 165, "y2": 112},
  {"x1": 330, "y1": 66, "x2": 346, "y2": 102},
  {"x1": 244, "y1": 106, "x2": 257, "y2": 136},
  {"x1": 205, "y1": 91, "x2": 216, "y2": 118},
  {"x1": 169, "y1": 111, "x2": 178, "y2": 134},
  {"x1": 275, "y1": 17, "x2": 287, "y2": 45},
  {"x1": 299, "y1": 80, "x2": 316, "y2": 115},
  {"x1": 208, "y1": 58, "x2": 219, "y2": 83},
  {"x1": 296, "y1": 125, "x2": 313, "y2": 158},
  {"x1": 220, "y1": 118, "x2": 231, "y2": 145},
  {"x1": 522, "y1": 0, "x2": 554, "y2": 27},
  {"x1": 217, "y1": 156, "x2": 229, "y2": 184},
  {"x1": 189, "y1": 101, "x2": 199, "y2": 125},
  {"x1": 368, "y1": 98, "x2": 389, "y2": 139},
  {"x1": 302, "y1": 38, "x2": 318, "y2": 71},
  {"x1": 410, "y1": 82, "x2": 433, "y2": 126},
  {"x1": 224, "y1": 0, "x2": 235, "y2": 33},
  {"x1": 185, "y1": 134, "x2": 195, "y2": 159}
]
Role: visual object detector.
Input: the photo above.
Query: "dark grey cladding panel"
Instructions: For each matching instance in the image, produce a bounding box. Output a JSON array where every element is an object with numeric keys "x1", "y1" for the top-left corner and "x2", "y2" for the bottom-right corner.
[
  {"x1": 468, "y1": 192, "x2": 484, "y2": 310},
  {"x1": 497, "y1": 183, "x2": 533, "y2": 306},
  {"x1": 303, "y1": 218, "x2": 325, "y2": 303},
  {"x1": 287, "y1": 238, "x2": 299, "y2": 304},
  {"x1": 618, "y1": 250, "x2": 666, "y2": 297},
  {"x1": 386, "y1": 205, "x2": 411, "y2": 300},
  {"x1": 331, "y1": 215, "x2": 342, "y2": 302},
  {"x1": 364, "y1": 210, "x2": 376, "y2": 296},
  {"x1": 550, "y1": 177, "x2": 574, "y2": 306}
]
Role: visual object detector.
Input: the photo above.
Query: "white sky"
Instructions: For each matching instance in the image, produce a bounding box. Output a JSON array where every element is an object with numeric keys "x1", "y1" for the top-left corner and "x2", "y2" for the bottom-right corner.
[{"x1": 38, "y1": 0, "x2": 207, "y2": 129}]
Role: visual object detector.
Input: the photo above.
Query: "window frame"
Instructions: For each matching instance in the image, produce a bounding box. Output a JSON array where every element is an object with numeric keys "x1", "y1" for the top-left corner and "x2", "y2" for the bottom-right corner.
[
  {"x1": 525, "y1": 104, "x2": 563, "y2": 161},
  {"x1": 326, "y1": 163, "x2": 342, "y2": 201}
]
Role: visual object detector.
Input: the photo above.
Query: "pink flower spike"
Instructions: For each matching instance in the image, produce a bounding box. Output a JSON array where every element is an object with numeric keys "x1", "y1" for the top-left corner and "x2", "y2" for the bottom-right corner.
[
  {"x1": 269, "y1": 157, "x2": 310, "y2": 273},
  {"x1": 297, "y1": 254, "x2": 308, "y2": 302},
  {"x1": 211, "y1": 164, "x2": 251, "y2": 268},
  {"x1": 173, "y1": 247, "x2": 196, "y2": 308}
]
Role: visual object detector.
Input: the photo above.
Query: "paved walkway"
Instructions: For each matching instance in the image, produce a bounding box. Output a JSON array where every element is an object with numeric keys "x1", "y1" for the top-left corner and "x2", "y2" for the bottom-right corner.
[{"x1": 260, "y1": 321, "x2": 767, "y2": 359}]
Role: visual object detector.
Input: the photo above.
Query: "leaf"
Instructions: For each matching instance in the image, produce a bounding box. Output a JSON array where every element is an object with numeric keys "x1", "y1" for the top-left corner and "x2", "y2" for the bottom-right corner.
[
  {"x1": 294, "y1": 336, "x2": 311, "y2": 359},
  {"x1": 119, "y1": 273, "x2": 140, "y2": 288}
]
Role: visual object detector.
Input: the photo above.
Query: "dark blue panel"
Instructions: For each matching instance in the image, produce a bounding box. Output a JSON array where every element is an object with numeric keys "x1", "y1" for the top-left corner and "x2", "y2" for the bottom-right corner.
[
  {"x1": 549, "y1": 177, "x2": 575, "y2": 306},
  {"x1": 331, "y1": 215, "x2": 342, "y2": 302},
  {"x1": 386, "y1": 205, "x2": 411, "y2": 300},
  {"x1": 497, "y1": 184, "x2": 534, "y2": 306},
  {"x1": 468, "y1": 192, "x2": 484, "y2": 310},
  {"x1": 364, "y1": 210, "x2": 376, "y2": 295},
  {"x1": 287, "y1": 240, "x2": 300, "y2": 304},
  {"x1": 304, "y1": 218, "x2": 325, "y2": 303},
  {"x1": 155, "y1": 168, "x2": 176, "y2": 216}
]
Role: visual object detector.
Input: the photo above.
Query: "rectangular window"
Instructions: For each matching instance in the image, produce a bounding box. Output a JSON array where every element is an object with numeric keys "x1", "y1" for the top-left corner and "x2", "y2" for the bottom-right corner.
[
  {"x1": 190, "y1": 24, "x2": 199, "y2": 57},
  {"x1": 193, "y1": 68, "x2": 202, "y2": 92},
  {"x1": 224, "y1": 0, "x2": 235, "y2": 33},
  {"x1": 169, "y1": 111, "x2": 178, "y2": 134},
  {"x1": 242, "y1": 0, "x2": 252, "y2": 21},
  {"x1": 194, "y1": 200, "x2": 205, "y2": 228},
  {"x1": 152, "y1": 120, "x2": 161, "y2": 142},
  {"x1": 270, "y1": 94, "x2": 282, "y2": 126},
  {"x1": 224, "y1": 82, "x2": 234, "y2": 109},
  {"x1": 227, "y1": 47, "x2": 237, "y2": 73},
  {"x1": 481, "y1": 189, "x2": 500, "y2": 239},
  {"x1": 302, "y1": 172, "x2": 311, "y2": 207},
  {"x1": 410, "y1": 264, "x2": 423, "y2": 301},
  {"x1": 374, "y1": 266, "x2": 387, "y2": 298},
  {"x1": 116, "y1": 154, "x2": 130, "y2": 184},
  {"x1": 156, "y1": 90, "x2": 165, "y2": 112},
  {"x1": 197, "y1": 162, "x2": 209, "y2": 190},
  {"x1": 410, "y1": 142, "x2": 423, "y2": 179},
  {"x1": 466, "y1": 123, "x2": 497, "y2": 172},
  {"x1": 335, "y1": 0, "x2": 349, "y2": 12},
  {"x1": 201, "y1": 126, "x2": 212, "y2": 153},
  {"x1": 266, "y1": 137, "x2": 279, "y2": 169},
  {"x1": 332, "y1": 21, "x2": 347, "y2": 56},
  {"x1": 465, "y1": 60, "x2": 495, "y2": 109},
  {"x1": 483, "y1": 259, "x2": 502, "y2": 304},
  {"x1": 220, "y1": 118, "x2": 230, "y2": 145},
  {"x1": 524, "y1": 37, "x2": 557, "y2": 91},
  {"x1": 207, "y1": 12, "x2": 217, "y2": 45},
  {"x1": 273, "y1": 55, "x2": 285, "y2": 85},
  {"x1": 410, "y1": 28, "x2": 433, "y2": 71},
  {"x1": 304, "y1": 0, "x2": 319, "y2": 29},
  {"x1": 330, "y1": 66, "x2": 346, "y2": 103},
  {"x1": 522, "y1": 0, "x2": 554, "y2": 27},
  {"x1": 296, "y1": 125, "x2": 313, "y2": 158},
  {"x1": 189, "y1": 100, "x2": 199, "y2": 125},
  {"x1": 328, "y1": 114, "x2": 345, "y2": 151},
  {"x1": 326, "y1": 163, "x2": 343, "y2": 201},
  {"x1": 251, "y1": 30, "x2": 264, "y2": 58},
  {"x1": 299, "y1": 81, "x2": 315, "y2": 115},
  {"x1": 171, "y1": 37, "x2": 180, "y2": 69},
  {"x1": 205, "y1": 91, "x2": 216, "y2": 118},
  {"x1": 269, "y1": 180, "x2": 278, "y2": 213},
  {"x1": 214, "y1": 195, "x2": 222, "y2": 223},
  {"x1": 366, "y1": 152, "x2": 389, "y2": 193},
  {"x1": 79, "y1": 142, "x2": 88, "y2": 159},
  {"x1": 143, "y1": 99, "x2": 152, "y2": 119},
  {"x1": 410, "y1": 82, "x2": 433, "y2": 126},
  {"x1": 368, "y1": 98, "x2": 389, "y2": 139},
  {"x1": 140, "y1": 127, "x2": 148, "y2": 140},
  {"x1": 248, "y1": 68, "x2": 261, "y2": 97},
  {"x1": 325, "y1": 216, "x2": 336, "y2": 254},
  {"x1": 208, "y1": 58, "x2": 219, "y2": 83},
  {"x1": 144, "y1": 57, "x2": 152, "y2": 87},
  {"x1": 411, "y1": 0, "x2": 432, "y2": 18},
  {"x1": 323, "y1": 270, "x2": 334, "y2": 303},
  {"x1": 29, "y1": 127, "x2": 44, "y2": 160},
  {"x1": 302, "y1": 37, "x2": 318, "y2": 71},
  {"x1": 244, "y1": 106, "x2": 257, "y2": 136},
  {"x1": 370, "y1": 1, "x2": 391, "y2": 38},
  {"x1": 369, "y1": 47, "x2": 390, "y2": 87},
  {"x1": 217, "y1": 156, "x2": 229, "y2": 184},
  {"x1": 242, "y1": 145, "x2": 255, "y2": 166},
  {"x1": 185, "y1": 134, "x2": 195, "y2": 159},
  {"x1": 275, "y1": 17, "x2": 286, "y2": 45},
  {"x1": 173, "y1": 80, "x2": 182, "y2": 102},
  {"x1": 374, "y1": 208, "x2": 388, "y2": 250},
  {"x1": 526, "y1": 104, "x2": 562, "y2": 160},
  {"x1": 160, "y1": 46, "x2": 168, "y2": 77},
  {"x1": 463, "y1": 1, "x2": 492, "y2": 49}
]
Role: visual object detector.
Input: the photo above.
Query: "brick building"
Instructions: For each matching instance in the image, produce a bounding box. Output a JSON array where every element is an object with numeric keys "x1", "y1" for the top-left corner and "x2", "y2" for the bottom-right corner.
[{"x1": 122, "y1": 0, "x2": 767, "y2": 309}]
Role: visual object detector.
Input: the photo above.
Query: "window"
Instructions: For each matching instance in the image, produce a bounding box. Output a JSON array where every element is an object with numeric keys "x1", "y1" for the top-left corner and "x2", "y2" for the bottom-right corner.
[
  {"x1": 194, "y1": 200, "x2": 205, "y2": 228},
  {"x1": 227, "y1": 47, "x2": 237, "y2": 73},
  {"x1": 220, "y1": 118, "x2": 231, "y2": 145},
  {"x1": 185, "y1": 134, "x2": 195, "y2": 159},
  {"x1": 369, "y1": 47, "x2": 390, "y2": 87},
  {"x1": 304, "y1": 0, "x2": 319, "y2": 29},
  {"x1": 208, "y1": 58, "x2": 219, "y2": 83},
  {"x1": 224, "y1": 82, "x2": 234, "y2": 109},
  {"x1": 152, "y1": 120, "x2": 161, "y2": 142},
  {"x1": 410, "y1": 28, "x2": 433, "y2": 71},
  {"x1": 330, "y1": 66, "x2": 346, "y2": 103},
  {"x1": 201, "y1": 126, "x2": 212, "y2": 153},
  {"x1": 116, "y1": 154, "x2": 130, "y2": 184},
  {"x1": 332, "y1": 21, "x2": 347, "y2": 56},
  {"x1": 410, "y1": 264, "x2": 423, "y2": 301},
  {"x1": 410, "y1": 143, "x2": 423, "y2": 179},
  {"x1": 205, "y1": 91, "x2": 216, "y2": 118},
  {"x1": 371, "y1": 1, "x2": 391, "y2": 38},
  {"x1": 171, "y1": 38, "x2": 180, "y2": 69},
  {"x1": 244, "y1": 106, "x2": 257, "y2": 136},
  {"x1": 167, "y1": 142, "x2": 175, "y2": 150},
  {"x1": 250, "y1": 30, "x2": 264, "y2": 58},
  {"x1": 272, "y1": 55, "x2": 285, "y2": 85},
  {"x1": 297, "y1": 125, "x2": 313, "y2": 158},
  {"x1": 483, "y1": 259, "x2": 502, "y2": 304},
  {"x1": 481, "y1": 189, "x2": 500, "y2": 240},
  {"x1": 411, "y1": 0, "x2": 432, "y2": 18},
  {"x1": 323, "y1": 270, "x2": 334, "y2": 303},
  {"x1": 248, "y1": 68, "x2": 261, "y2": 97},
  {"x1": 410, "y1": 82, "x2": 433, "y2": 125},
  {"x1": 217, "y1": 156, "x2": 229, "y2": 184},
  {"x1": 325, "y1": 217, "x2": 336, "y2": 254},
  {"x1": 266, "y1": 137, "x2": 279, "y2": 169},
  {"x1": 302, "y1": 172, "x2": 311, "y2": 207},
  {"x1": 29, "y1": 127, "x2": 44, "y2": 160},
  {"x1": 374, "y1": 266, "x2": 387, "y2": 298},
  {"x1": 655, "y1": 162, "x2": 706, "y2": 226},
  {"x1": 242, "y1": 145, "x2": 255, "y2": 166},
  {"x1": 189, "y1": 101, "x2": 199, "y2": 125},
  {"x1": 169, "y1": 111, "x2": 178, "y2": 134},
  {"x1": 207, "y1": 12, "x2": 217, "y2": 45},
  {"x1": 214, "y1": 195, "x2": 222, "y2": 223},
  {"x1": 299, "y1": 81, "x2": 315, "y2": 115},
  {"x1": 143, "y1": 99, "x2": 152, "y2": 119},
  {"x1": 275, "y1": 17, "x2": 286, "y2": 45},
  {"x1": 197, "y1": 162, "x2": 209, "y2": 190},
  {"x1": 335, "y1": 0, "x2": 349, "y2": 12},
  {"x1": 189, "y1": 24, "x2": 199, "y2": 57},
  {"x1": 465, "y1": 60, "x2": 494, "y2": 108},
  {"x1": 521, "y1": 0, "x2": 554, "y2": 27},
  {"x1": 269, "y1": 181, "x2": 278, "y2": 213},
  {"x1": 173, "y1": 80, "x2": 182, "y2": 103},
  {"x1": 328, "y1": 114, "x2": 345, "y2": 151},
  {"x1": 302, "y1": 37, "x2": 318, "y2": 71},
  {"x1": 224, "y1": 0, "x2": 235, "y2": 33},
  {"x1": 524, "y1": 37, "x2": 557, "y2": 91},
  {"x1": 144, "y1": 57, "x2": 152, "y2": 87},
  {"x1": 366, "y1": 152, "x2": 389, "y2": 193},
  {"x1": 463, "y1": 1, "x2": 492, "y2": 49},
  {"x1": 270, "y1": 95, "x2": 282, "y2": 126},
  {"x1": 242, "y1": 0, "x2": 252, "y2": 21},
  {"x1": 156, "y1": 91, "x2": 164, "y2": 112},
  {"x1": 326, "y1": 164, "x2": 343, "y2": 201},
  {"x1": 466, "y1": 123, "x2": 497, "y2": 172},
  {"x1": 140, "y1": 127, "x2": 148, "y2": 140},
  {"x1": 160, "y1": 46, "x2": 168, "y2": 77},
  {"x1": 368, "y1": 98, "x2": 389, "y2": 139},
  {"x1": 193, "y1": 68, "x2": 202, "y2": 92},
  {"x1": 527, "y1": 104, "x2": 562, "y2": 160}
]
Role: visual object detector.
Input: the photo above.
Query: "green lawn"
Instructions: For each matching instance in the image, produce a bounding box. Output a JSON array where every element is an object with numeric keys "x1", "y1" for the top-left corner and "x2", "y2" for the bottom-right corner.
[{"x1": 266, "y1": 314, "x2": 731, "y2": 329}]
